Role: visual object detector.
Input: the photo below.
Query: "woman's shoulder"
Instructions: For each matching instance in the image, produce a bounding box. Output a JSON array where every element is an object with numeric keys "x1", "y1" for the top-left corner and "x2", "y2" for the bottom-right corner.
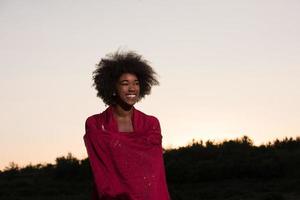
[
  {"x1": 134, "y1": 108, "x2": 161, "y2": 131},
  {"x1": 135, "y1": 107, "x2": 159, "y2": 120},
  {"x1": 85, "y1": 114, "x2": 101, "y2": 132},
  {"x1": 85, "y1": 107, "x2": 110, "y2": 129},
  {"x1": 85, "y1": 113, "x2": 100, "y2": 124}
]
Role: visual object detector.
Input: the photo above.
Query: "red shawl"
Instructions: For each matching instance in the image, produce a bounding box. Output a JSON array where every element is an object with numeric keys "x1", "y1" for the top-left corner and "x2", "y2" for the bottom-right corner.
[{"x1": 83, "y1": 106, "x2": 171, "y2": 200}]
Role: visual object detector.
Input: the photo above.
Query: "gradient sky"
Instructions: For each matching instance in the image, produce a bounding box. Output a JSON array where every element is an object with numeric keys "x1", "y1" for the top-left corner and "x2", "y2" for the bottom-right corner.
[{"x1": 1, "y1": 0, "x2": 300, "y2": 170}]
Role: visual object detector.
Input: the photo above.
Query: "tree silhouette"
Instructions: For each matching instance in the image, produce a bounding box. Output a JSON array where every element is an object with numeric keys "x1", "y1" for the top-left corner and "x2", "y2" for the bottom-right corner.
[
  {"x1": 54, "y1": 152, "x2": 80, "y2": 179},
  {"x1": 1, "y1": 136, "x2": 300, "y2": 200}
]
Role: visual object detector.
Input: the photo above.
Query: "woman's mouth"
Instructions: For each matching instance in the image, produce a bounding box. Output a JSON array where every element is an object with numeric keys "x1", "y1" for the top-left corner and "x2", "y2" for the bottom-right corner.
[{"x1": 126, "y1": 94, "x2": 136, "y2": 98}]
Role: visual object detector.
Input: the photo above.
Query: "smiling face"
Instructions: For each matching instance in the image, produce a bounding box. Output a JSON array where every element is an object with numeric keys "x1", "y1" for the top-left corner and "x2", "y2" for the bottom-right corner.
[{"x1": 115, "y1": 73, "x2": 140, "y2": 106}]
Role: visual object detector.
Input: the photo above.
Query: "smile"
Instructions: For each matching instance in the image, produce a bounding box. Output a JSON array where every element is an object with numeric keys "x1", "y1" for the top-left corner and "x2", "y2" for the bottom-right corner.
[{"x1": 126, "y1": 94, "x2": 136, "y2": 98}]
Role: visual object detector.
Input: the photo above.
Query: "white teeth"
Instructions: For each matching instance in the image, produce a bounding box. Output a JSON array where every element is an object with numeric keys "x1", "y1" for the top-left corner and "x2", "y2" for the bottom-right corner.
[{"x1": 126, "y1": 94, "x2": 136, "y2": 98}]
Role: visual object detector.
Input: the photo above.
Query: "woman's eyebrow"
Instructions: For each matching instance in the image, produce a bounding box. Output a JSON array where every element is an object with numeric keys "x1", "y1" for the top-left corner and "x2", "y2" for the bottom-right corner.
[{"x1": 120, "y1": 79, "x2": 139, "y2": 82}]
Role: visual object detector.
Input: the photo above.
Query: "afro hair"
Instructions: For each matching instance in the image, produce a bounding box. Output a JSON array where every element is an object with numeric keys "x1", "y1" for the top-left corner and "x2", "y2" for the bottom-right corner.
[{"x1": 92, "y1": 50, "x2": 159, "y2": 105}]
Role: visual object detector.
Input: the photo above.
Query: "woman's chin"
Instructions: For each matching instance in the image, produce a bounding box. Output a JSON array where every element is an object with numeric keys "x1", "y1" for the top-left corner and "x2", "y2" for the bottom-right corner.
[
  {"x1": 125, "y1": 101, "x2": 137, "y2": 106},
  {"x1": 123, "y1": 97, "x2": 139, "y2": 106},
  {"x1": 117, "y1": 99, "x2": 137, "y2": 108}
]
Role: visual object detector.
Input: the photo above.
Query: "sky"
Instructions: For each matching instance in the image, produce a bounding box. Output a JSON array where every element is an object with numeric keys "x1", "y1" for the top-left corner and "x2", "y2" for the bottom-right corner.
[{"x1": 1, "y1": 0, "x2": 300, "y2": 170}]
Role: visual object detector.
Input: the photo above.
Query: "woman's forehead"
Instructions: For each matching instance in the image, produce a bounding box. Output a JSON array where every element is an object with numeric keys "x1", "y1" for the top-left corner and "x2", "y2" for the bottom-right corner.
[{"x1": 118, "y1": 73, "x2": 139, "y2": 81}]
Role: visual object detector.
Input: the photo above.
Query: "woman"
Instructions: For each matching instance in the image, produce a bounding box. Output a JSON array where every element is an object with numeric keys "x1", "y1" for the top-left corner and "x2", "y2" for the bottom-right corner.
[{"x1": 83, "y1": 51, "x2": 171, "y2": 200}]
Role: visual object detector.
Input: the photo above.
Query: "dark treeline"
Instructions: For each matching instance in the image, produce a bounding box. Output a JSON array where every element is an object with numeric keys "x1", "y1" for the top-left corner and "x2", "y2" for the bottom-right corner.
[
  {"x1": 164, "y1": 135, "x2": 300, "y2": 182},
  {"x1": 1, "y1": 136, "x2": 300, "y2": 200}
]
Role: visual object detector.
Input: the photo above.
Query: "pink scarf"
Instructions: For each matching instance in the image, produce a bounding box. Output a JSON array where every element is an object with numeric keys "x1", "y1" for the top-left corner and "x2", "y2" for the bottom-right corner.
[{"x1": 83, "y1": 106, "x2": 171, "y2": 200}]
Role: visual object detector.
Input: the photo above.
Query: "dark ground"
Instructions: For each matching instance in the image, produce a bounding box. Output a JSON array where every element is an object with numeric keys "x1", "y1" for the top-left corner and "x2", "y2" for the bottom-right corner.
[{"x1": 1, "y1": 136, "x2": 300, "y2": 200}]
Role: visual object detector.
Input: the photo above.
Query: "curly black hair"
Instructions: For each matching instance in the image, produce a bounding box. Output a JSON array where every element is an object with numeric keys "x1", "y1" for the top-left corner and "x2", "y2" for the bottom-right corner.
[{"x1": 92, "y1": 50, "x2": 159, "y2": 105}]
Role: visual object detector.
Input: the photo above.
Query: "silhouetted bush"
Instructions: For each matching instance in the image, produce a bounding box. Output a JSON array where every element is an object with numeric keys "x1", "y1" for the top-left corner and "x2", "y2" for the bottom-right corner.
[
  {"x1": 54, "y1": 153, "x2": 80, "y2": 179},
  {"x1": 1, "y1": 162, "x2": 19, "y2": 178},
  {"x1": 1, "y1": 136, "x2": 300, "y2": 200},
  {"x1": 164, "y1": 135, "x2": 298, "y2": 183}
]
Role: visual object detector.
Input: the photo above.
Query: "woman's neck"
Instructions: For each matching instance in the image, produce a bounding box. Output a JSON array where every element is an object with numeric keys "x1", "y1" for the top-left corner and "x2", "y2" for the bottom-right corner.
[{"x1": 112, "y1": 104, "x2": 133, "y2": 118}]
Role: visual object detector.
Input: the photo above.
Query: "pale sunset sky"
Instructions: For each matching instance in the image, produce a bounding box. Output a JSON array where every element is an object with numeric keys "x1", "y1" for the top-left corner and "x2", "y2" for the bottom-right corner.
[{"x1": 1, "y1": 0, "x2": 300, "y2": 170}]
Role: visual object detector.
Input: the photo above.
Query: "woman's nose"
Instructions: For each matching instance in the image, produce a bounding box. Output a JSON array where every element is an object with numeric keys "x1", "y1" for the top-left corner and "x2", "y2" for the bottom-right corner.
[
  {"x1": 128, "y1": 84, "x2": 137, "y2": 91},
  {"x1": 128, "y1": 86, "x2": 135, "y2": 91}
]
